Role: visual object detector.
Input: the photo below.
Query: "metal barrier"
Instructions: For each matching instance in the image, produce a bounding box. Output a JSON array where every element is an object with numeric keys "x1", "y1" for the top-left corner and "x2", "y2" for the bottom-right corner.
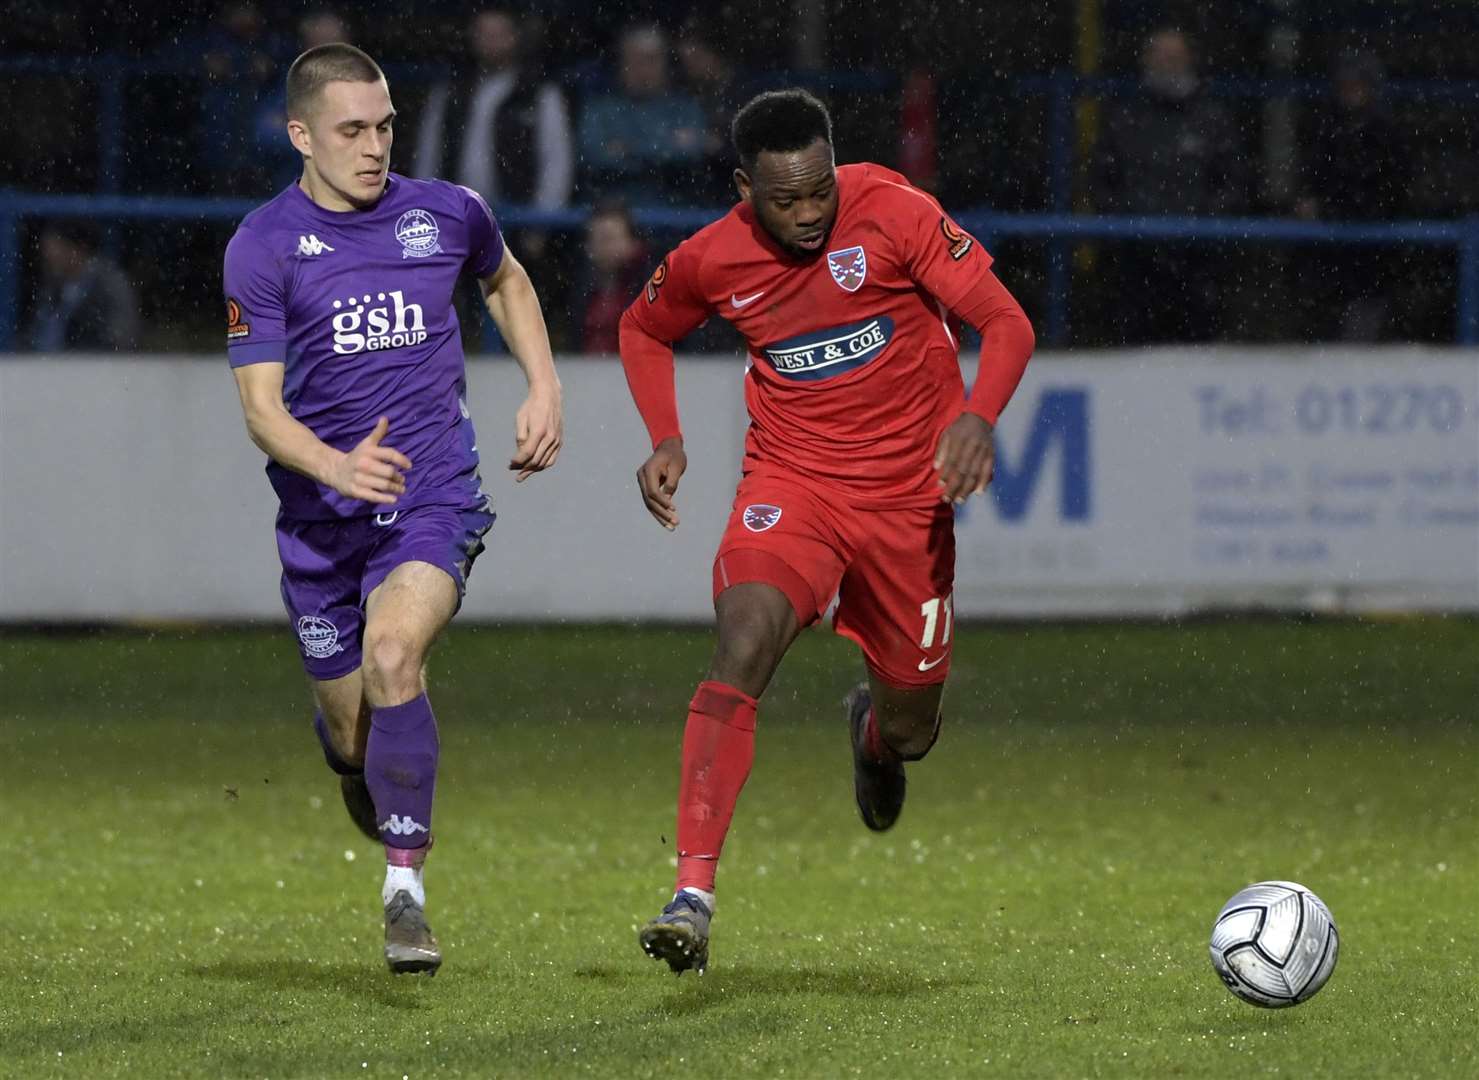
[{"x1": 1, "y1": 193, "x2": 1474, "y2": 350}]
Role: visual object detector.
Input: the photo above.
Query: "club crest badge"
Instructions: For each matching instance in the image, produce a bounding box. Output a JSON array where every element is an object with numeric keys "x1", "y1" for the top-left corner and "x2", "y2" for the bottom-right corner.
[
  {"x1": 826, "y1": 245, "x2": 867, "y2": 292},
  {"x1": 743, "y1": 504, "x2": 783, "y2": 532},
  {"x1": 395, "y1": 208, "x2": 441, "y2": 258},
  {"x1": 296, "y1": 615, "x2": 344, "y2": 659}
]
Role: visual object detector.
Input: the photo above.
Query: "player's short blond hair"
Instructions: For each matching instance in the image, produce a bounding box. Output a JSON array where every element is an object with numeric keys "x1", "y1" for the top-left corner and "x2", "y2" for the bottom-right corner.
[{"x1": 285, "y1": 43, "x2": 385, "y2": 120}]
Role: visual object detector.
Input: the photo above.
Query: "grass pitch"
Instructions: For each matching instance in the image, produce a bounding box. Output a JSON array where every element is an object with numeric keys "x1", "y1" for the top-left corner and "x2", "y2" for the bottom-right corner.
[{"x1": 2, "y1": 619, "x2": 1477, "y2": 1078}]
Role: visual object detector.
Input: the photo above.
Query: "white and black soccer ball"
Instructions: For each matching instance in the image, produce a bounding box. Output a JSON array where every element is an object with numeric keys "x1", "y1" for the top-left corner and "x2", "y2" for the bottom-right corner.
[{"x1": 1209, "y1": 880, "x2": 1339, "y2": 1007}]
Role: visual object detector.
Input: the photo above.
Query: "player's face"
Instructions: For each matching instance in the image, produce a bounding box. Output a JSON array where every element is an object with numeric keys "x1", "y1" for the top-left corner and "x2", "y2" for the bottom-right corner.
[
  {"x1": 292, "y1": 78, "x2": 395, "y2": 210},
  {"x1": 736, "y1": 139, "x2": 839, "y2": 259}
]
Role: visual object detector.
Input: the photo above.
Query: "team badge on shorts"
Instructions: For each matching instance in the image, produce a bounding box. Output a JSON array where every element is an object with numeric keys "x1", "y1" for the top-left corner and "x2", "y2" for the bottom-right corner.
[
  {"x1": 826, "y1": 245, "x2": 867, "y2": 292},
  {"x1": 395, "y1": 209, "x2": 441, "y2": 258},
  {"x1": 743, "y1": 504, "x2": 783, "y2": 532},
  {"x1": 296, "y1": 615, "x2": 344, "y2": 659}
]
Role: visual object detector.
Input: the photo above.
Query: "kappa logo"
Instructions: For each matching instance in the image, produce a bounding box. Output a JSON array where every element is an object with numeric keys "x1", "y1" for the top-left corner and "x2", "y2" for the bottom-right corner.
[
  {"x1": 395, "y1": 208, "x2": 441, "y2": 258},
  {"x1": 939, "y1": 216, "x2": 973, "y2": 260},
  {"x1": 296, "y1": 615, "x2": 344, "y2": 659},
  {"x1": 225, "y1": 297, "x2": 250, "y2": 340},
  {"x1": 297, "y1": 234, "x2": 335, "y2": 257},
  {"x1": 826, "y1": 245, "x2": 867, "y2": 292},
  {"x1": 743, "y1": 504, "x2": 782, "y2": 532},
  {"x1": 380, "y1": 814, "x2": 430, "y2": 837}
]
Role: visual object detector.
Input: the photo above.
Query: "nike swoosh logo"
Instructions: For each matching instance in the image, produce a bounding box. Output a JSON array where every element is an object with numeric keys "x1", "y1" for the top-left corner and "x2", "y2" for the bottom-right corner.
[
  {"x1": 917, "y1": 654, "x2": 947, "y2": 672},
  {"x1": 730, "y1": 290, "x2": 766, "y2": 309}
]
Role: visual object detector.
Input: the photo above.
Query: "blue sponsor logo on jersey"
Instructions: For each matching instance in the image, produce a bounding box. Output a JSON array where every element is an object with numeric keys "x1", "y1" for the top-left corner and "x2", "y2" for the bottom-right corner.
[{"x1": 760, "y1": 316, "x2": 894, "y2": 382}]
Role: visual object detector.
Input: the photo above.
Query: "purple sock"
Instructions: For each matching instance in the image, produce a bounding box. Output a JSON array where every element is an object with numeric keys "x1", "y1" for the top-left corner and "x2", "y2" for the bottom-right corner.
[
  {"x1": 313, "y1": 712, "x2": 363, "y2": 776},
  {"x1": 365, "y1": 694, "x2": 438, "y2": 849}
]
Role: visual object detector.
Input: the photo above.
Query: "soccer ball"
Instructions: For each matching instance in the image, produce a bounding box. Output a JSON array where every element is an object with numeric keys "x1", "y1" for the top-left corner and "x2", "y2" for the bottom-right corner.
[{"x1": 1209, "y1": 880, "x2": 1339, "y2": 1007}]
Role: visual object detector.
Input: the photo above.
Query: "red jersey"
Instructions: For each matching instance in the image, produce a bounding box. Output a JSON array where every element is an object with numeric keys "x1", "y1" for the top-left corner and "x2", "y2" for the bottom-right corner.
[{"x1": 624, "y1": 162, "x2": 1027, "y2": 509}]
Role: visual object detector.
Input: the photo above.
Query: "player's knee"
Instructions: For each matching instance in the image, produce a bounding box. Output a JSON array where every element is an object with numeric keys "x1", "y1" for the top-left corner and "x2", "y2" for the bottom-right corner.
[
  {"x1": 877, "y1": 708, "x2": 941, "y2": 761},
  {"x1": 362, "y1": 630, "x2": 421, "y2": 697},
  {"x1": 710, "y1": 613, "x2": 788, "y2": 692},
  {"x1": 710, "y1": 630, "x2": 774, "y2": 690}
]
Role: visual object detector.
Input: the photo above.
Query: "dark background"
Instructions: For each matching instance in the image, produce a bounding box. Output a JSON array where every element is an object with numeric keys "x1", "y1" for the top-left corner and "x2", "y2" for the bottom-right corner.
[{"x1": 4, "y1": 0, "x2": 1477, "y2": 350}]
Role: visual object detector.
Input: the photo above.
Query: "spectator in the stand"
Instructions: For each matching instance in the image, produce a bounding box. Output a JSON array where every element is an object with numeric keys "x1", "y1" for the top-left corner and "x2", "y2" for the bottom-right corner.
[
  {"x1": 26, "y1": 223, "x2": 139, "y2": 352},
  {"x1": 677, "y1": 20, "x2": 749, "y2": 205},
  {"x1": 413, "y1": 8, "x2": 575, "y2": 211},
  {"x1": 254, "y1": 9, "x2": 351, "y2": 191},
  {"x1": 578, "y1": 203, "x2": 648, "y2": 354},
  {"x1": 1091, "y1": 28, "x2": 1248, "y2": 342},
  {"x1": 1296, "y1": 50, "x2": 1408, "y2": 340},
  {"x1": 193, "y1": 1, "x2": 288, "y2": 195},
  {"x1": 578, "y1": 25, "x2": 708, "y2": 204}
]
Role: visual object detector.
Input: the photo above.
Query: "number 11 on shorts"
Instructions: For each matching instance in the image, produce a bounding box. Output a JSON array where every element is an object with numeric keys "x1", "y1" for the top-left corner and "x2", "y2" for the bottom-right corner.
[{"x1": 919, "y1": 594, "x2": 953, "y2": 649}]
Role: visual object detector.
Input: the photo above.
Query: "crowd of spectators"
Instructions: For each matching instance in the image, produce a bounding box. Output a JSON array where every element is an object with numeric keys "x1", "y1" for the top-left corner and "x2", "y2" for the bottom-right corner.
[{"x1": 7, "y1": 2, "x2": 1472, "y2": 352}]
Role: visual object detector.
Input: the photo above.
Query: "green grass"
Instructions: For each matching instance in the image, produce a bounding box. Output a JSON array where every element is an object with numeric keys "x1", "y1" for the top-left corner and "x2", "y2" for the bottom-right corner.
[{"x1": 2, "y1": 619, "x2": 1477, "y2": 1078}]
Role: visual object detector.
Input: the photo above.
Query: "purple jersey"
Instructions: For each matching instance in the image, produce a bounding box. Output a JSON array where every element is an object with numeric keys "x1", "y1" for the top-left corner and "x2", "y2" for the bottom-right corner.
[{"x1": 223, "y1": 173, "x2": 504, "y2": 519}]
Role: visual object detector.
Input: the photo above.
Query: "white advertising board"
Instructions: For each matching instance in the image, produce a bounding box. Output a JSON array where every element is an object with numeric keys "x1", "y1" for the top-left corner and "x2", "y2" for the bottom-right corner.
[
  {"x1": 953, "y1": 347, "x2": 1479, "y2": 614},
  {"x1": 0, "y1": 348, "x2": 1474, "y2": 621}
]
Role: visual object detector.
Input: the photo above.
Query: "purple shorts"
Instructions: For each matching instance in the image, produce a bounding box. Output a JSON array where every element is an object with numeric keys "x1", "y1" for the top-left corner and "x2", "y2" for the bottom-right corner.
[{"x1": 275, "y1": 499, "x2": 496, "y2": 680}]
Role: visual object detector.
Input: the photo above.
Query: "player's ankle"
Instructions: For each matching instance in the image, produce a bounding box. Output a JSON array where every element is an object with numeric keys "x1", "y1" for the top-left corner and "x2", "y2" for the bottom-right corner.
[
  {"x1": 863, "y1": 709, "x2": 902, "y2": 763},
  {"x1": 678, "y1": 886, "x2": 716, "y2": 912},
  {"x1": 383, "y1": 863, "x2": 426, "y2": 907},
  {"x1": 383, "y1": 841, "x2": 430, "y2": 906}
]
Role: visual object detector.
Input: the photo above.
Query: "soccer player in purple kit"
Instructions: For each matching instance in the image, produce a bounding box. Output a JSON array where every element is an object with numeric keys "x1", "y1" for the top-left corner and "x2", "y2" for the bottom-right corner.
[{"x1": 223, "y1": 44, "x2": 562, "y2": 975}]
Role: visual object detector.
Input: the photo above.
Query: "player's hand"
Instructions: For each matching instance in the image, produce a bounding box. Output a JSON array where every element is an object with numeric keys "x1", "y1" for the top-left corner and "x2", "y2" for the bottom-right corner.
[
  {"x1": 934, "y1": 412, "x2": 995, "y2": 505},
  {"x1": 332, "y1": 415, "x2": 411, "y2": 505},
  {"x1": 637, "y1": 436, "x2": 687, "y2": 530},
  {"x1": 510, "y1": 382, "x2": 563, "y2": 482}
]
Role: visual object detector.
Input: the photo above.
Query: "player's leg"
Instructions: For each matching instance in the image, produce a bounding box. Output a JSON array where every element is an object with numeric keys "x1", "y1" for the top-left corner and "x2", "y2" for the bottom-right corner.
[
  {"x1": 835, "y1": 504, "x2": 955, "y2": 831},
  {"x1": 358, "y1": 501, "x2": 495, "y2": 975},
  {"x1": 641, "y1": 582, "x2": 800, "y2": 974},
  {"x1": 277, "y1": 516, "x2": 378, "y2": 840},
  {"x1": 866, "y1": 669, "x2": 946, "y2": 759},
  {"x1": 359, "y1": 559, "x2": 457, "y2": 974},
  {"x1": 641, "y1": 474, "x2": 845, "y2": 974},
  {"x1": 677, "y1": 579, "x2": 802, "y2": 890},
  {"x1": 310, "y1": 670, "x2": 378, "y2": 841}
]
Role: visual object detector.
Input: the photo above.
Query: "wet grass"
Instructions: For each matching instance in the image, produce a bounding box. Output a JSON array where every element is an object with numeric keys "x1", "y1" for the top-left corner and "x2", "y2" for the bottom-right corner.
[{"x1": 2, "y1": 619, "x2": 1477, "y2": 1077}]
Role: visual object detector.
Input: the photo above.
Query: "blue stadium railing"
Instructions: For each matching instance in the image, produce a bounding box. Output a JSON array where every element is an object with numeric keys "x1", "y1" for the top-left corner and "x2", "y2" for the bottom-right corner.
[{"x1": 1, "y1": 194, "x2": 1475, "y2": 350}]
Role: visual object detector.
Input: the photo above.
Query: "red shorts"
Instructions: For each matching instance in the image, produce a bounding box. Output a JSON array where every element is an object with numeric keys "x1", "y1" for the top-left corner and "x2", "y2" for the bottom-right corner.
[{"x1": 713, "y1": 467, "x2": 956, "y2": 689}]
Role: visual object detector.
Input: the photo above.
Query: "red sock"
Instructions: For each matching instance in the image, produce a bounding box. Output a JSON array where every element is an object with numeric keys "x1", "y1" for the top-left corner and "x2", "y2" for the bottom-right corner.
[
  {"x1": 674, "y1": 680, "x2": 758, "y2": 894},
  {"x1": 863, "y1": 708, "x2": 901, "y2": 762}
]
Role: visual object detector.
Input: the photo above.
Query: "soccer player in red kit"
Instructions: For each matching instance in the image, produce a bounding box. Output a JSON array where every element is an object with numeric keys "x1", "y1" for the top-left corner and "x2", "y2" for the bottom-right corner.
[{"x1": 620, "y1": 89, "x2": 1034, "y2": 973}]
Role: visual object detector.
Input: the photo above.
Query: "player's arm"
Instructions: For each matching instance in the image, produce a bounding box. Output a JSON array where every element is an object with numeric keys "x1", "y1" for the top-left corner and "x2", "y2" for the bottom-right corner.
[
  {"x1": 232, "y1": 361, "x2": 410, "y2": 505},
  {"x1": 223, "y1": 226, "x2": 409, "y2": 504},
  {"x1": 479, "y1": 250, "x2": 563, "y2": 482},
  {"x1": 895, "y1": 194, "x2": 1035, "y2": 503},
  {"x1": 618, "y1": 245, "x2": 713, "y2": 530},
  {"x1": 935, "y1": 270, "x2": 1035, "y2": 503}
]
